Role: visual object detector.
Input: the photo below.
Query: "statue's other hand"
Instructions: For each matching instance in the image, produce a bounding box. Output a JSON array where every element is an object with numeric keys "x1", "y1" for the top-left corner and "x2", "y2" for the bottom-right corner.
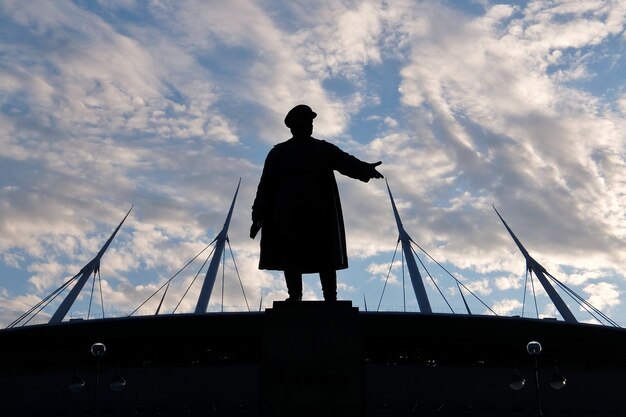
[{"x1": 250, "y1": 221, "x2": 262, "y2": 239}]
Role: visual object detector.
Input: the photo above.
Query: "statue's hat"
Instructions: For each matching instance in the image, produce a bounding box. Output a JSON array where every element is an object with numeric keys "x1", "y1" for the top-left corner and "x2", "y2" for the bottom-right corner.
[{"x1": 284, "y1": 104, "x2": 317, "y2": 128}]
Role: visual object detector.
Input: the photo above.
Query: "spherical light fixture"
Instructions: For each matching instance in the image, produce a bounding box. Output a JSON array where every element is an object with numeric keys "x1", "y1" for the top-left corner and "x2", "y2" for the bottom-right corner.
[
  {"x1": 91, "y1": 342, "x2": 106, "y2": 357},
  {"x1": 110, "y1": 375, "x2": 127, "y2": 392},
  {"x1": 526, "y1": 341, "x2": 542, "y2": 356},
  {"x1": 550, "y1": 372, "x2": 566, "y2": 390},
  {"x1": 508, "y1": 373, "x2": 526, "y2": 390},
  {"x1": 68, "y1": 374, "x2": 85, "y2": 393}
]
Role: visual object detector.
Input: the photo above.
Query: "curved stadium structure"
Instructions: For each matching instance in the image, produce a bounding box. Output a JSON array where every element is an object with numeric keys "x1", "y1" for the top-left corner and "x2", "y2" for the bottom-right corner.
[{"x1": 1, "y1": 182, "x2": 624, "y2": 417}]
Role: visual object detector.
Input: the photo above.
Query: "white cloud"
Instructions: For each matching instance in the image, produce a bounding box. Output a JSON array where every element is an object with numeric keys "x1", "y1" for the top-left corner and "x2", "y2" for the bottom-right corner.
[
  {"x1": 384, "y1": 0, "x2": 626, "y2": 280},
  {"x1": 495, "y1": 274, "x2": 523, "y2": 291},
  {"x1": 492, "y1": 298, "x2": 523, "y2": 316},
  {"x1": 463, "y1": 278, "x2": 492, "y2": 296},
  {"x1": 299, "y1": 1, "x2": 384, "y2": 79},
  {"x1": 583, "y1": 281, "x2": 621, "y2": 311},
  {"x1": 540, "y1": 303, "x2": 558, "y2": 320},
  {"x1": 2, "y1": 1, "x2": 626, "y2": 325},
  {"x1": 367, "y1": 260, "x2": 401, "y2": 286},
  {"x1": 0, "y1": 291, "x2": 51, "y2": 327},
  {"x1": 383, "y1": 116, "x2": 399, "y2": 128}
]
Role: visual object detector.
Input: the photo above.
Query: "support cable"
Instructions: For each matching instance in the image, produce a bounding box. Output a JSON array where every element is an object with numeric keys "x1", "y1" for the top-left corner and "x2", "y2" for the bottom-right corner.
[
  {"x1": 129, "y1": 241, "x2": 215, "y2": 316},
  {"x1": 227, "y1": 239, "x2": 250, "y2": 312},
  {"x1": 408, "y1": 238, "x2": 498, "y2": 316},
  {"x1": 377, "y1": 239, "x2": 401, "y2": 312},
  {"x1": 521, "y1": 269, "x2": 529, "y2": 318},
  {"x1": 7, "y1": 273, "x2": 80, "y2": 328},
  {"x1": 172, "y1": 245, "x2": 216, "y2": 314},
  {"x1": 22, "y1": 286, "x2": 72, "y2": 327},
  {"x1": 410, "y1": 245, "x2": 454, "y2": 314},
  {"x1": 87, "y1": 271, "x2": 96, "y2": 320},
  {"x1": 561, "y1": 289, "x2": 604, "y2": 325},
  {"x1": 529, "y1": 270, "x2": 540, "y2": 318},
  {"x1": 548, "y1": 272, "x2": 613, "y2": 325},
  {"x1": 546, "y1": 272, "x2": 620, "y2": 327},
  {"x1": 547, "y1": 276, "x2": 602, "y2": 324}
]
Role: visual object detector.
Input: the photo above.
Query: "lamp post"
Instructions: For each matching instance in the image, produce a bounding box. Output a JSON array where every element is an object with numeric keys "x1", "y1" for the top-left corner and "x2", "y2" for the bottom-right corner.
[
  {"x1": 68, "y1": 342, "x2": 126, "y2": 415},
  {"x1": 91, "y1": 342, "x2": 106, "y2": 417},
  {"x1": 508, "y1": 341, "x2": 566, "y2": 416},
  {"x1": 527, "y1": 341, "x2": 543, "y2": 416}
]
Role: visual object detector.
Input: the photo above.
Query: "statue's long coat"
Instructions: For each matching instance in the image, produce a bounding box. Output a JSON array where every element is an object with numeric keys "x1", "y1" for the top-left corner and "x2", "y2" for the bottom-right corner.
[{"x1": 252, "y1": 137, "x2": 373, "y2": 273}]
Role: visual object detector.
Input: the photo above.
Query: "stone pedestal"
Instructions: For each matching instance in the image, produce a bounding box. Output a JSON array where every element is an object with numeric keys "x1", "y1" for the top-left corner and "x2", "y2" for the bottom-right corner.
[{"x1": 261, "y1": 301, "x2": 363, "y2": 417}]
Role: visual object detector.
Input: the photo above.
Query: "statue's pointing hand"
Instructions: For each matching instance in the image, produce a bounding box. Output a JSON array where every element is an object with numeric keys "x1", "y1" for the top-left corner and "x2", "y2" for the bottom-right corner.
[{"x1": 365, "y1": 161, "x2": 384, "y2": 182}]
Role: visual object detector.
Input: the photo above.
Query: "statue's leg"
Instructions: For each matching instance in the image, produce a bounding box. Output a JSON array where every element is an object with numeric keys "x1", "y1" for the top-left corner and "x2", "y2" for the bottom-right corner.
[
  {"x1": 319, "y1": 270, "x2": 337, "y2": 301},
  {"x1": 284, "y1": 270, "x2": 302, "y2": 301}
]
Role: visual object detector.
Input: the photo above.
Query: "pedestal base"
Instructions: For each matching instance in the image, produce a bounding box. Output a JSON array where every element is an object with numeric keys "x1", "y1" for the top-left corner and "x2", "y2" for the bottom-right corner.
[{"x1": 261, "y1": 301, "x2": 363, "y2": 417}]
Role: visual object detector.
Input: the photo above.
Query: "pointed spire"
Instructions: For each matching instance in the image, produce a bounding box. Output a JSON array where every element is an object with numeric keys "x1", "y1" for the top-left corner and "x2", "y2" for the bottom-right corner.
[
  {"x1": 49, "y1": 206, "x2": 133, "y2": 324},
  {"x1": 493, "y1": 206, "x2": 577, "y2": 323},
  {"x1": 195, "y1": 179, "x2": 241, "y2": 314},
  {"x1": 386, "y1": 180, "x2": 432, "y2": 313}
]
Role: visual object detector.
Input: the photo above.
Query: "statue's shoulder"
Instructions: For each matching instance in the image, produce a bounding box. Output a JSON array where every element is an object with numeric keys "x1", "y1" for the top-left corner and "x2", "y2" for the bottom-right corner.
[
  {"x1": 310, "y1": 137, "x2": 334, "y2": 148},
  {"x1": 269, "y1": 139, "x2": 289, "y2": 153},
  {"x1": 265, "y1": 139, "x2": 292, "y2": 163}
]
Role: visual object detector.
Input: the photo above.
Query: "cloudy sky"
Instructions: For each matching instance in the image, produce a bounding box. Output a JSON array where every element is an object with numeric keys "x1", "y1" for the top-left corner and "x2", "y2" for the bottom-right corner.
[{"x1": 1, "y1": 0, "x2": 625, "y2": 327}]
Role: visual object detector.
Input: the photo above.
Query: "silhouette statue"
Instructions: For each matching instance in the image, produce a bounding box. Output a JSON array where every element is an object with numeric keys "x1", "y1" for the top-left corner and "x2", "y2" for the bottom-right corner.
[{"x1": 251, "y1": 104, "x2": 383, "y2": 301}]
